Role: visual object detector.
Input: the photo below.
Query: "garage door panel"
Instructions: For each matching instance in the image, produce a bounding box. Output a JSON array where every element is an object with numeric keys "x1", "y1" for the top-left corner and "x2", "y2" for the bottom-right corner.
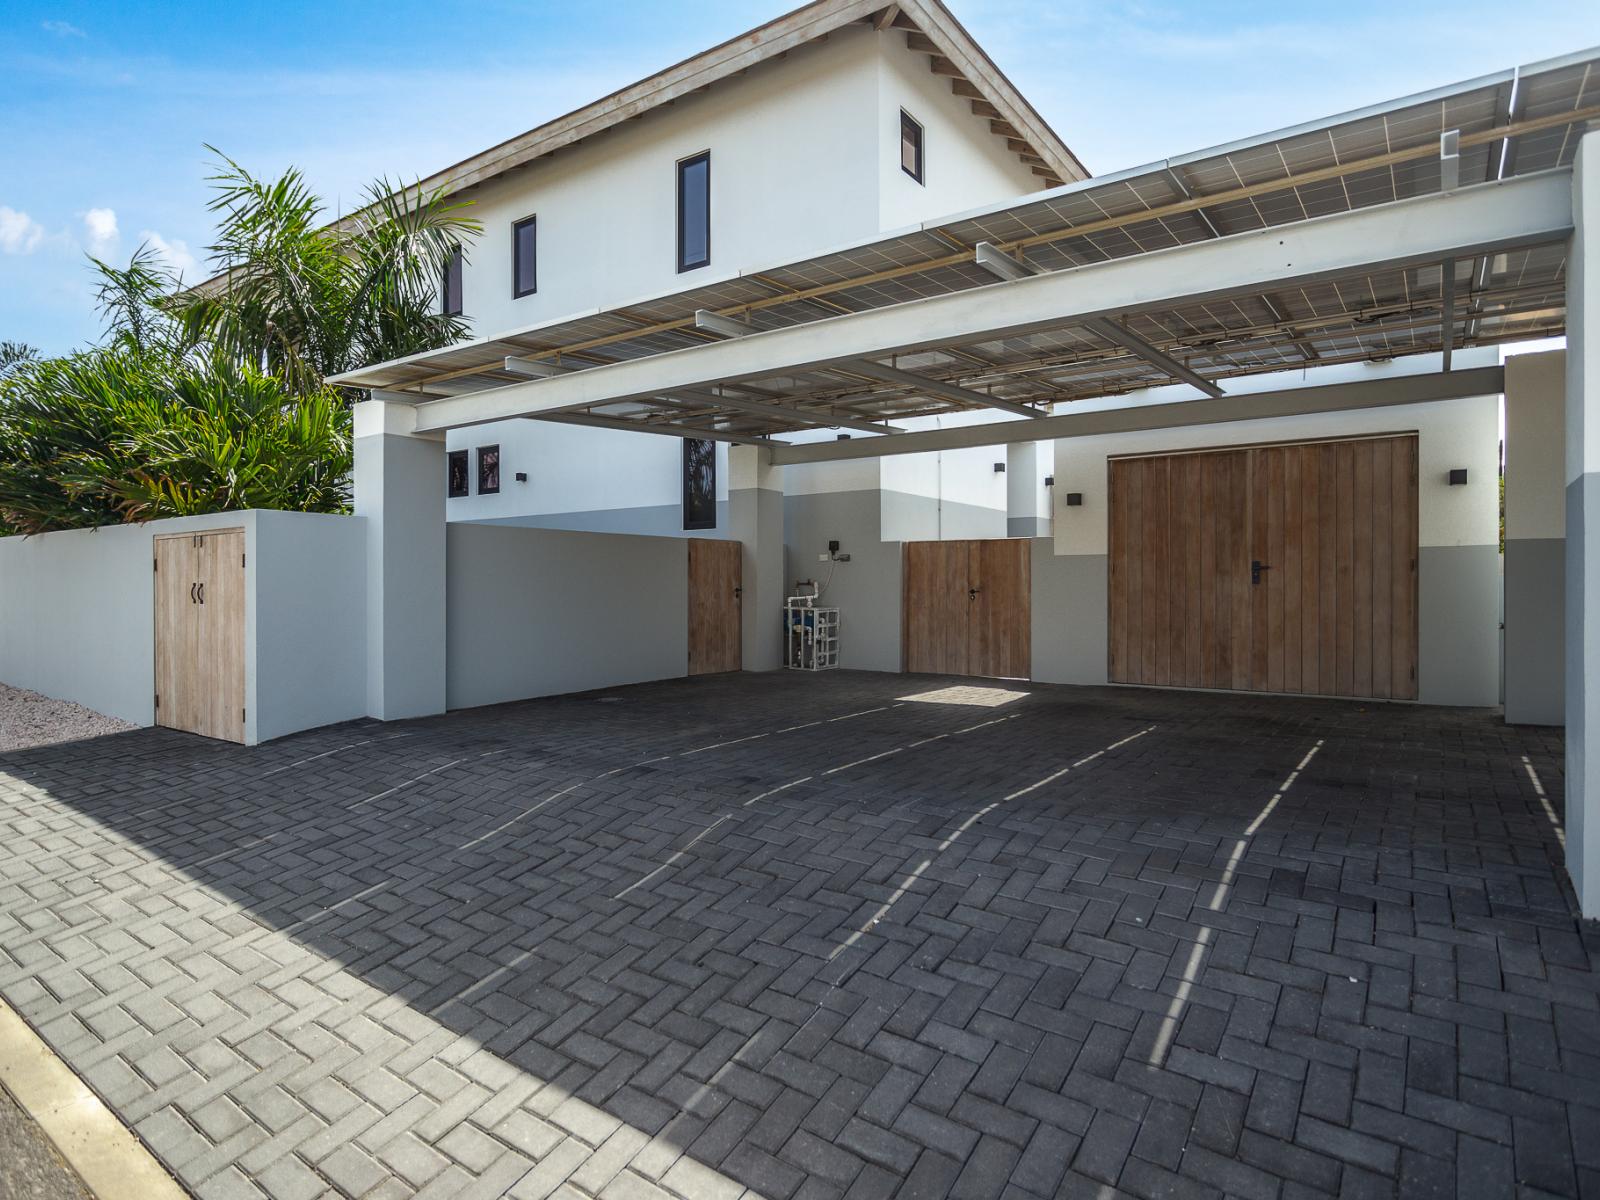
[{"x1": 1110, "y1": 435, "x2": 1417, "y2": 701}]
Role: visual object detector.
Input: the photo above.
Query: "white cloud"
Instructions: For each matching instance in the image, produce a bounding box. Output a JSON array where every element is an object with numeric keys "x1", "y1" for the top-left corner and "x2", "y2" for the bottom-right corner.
[
  {"x1": 0, "y1": 207, "x2": 46, "y2": 255},
  {"x1": 81, "y1": 206, "x2": 118, "y2": 251},
  {"x1": 41, "y1": 19, "x2": 85, "y2": 37},
  {"x1": 138, "y1": 230, "x2": 200, "y2": 282}
]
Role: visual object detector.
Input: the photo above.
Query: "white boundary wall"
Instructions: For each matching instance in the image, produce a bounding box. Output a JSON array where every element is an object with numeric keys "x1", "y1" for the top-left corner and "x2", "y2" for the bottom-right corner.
[
  {"x1": 0, "y1": 510, "x2": 367, "y2": 745},
  {"x1": 445, "y1": 525, "x2": 689, "y2": 710}
]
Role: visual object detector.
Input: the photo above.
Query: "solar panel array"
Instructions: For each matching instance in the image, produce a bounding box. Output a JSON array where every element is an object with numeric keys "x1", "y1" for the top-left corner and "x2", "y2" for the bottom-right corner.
[{"x1": 336, "y1": 50, "x2": 1597, "y2": 441}]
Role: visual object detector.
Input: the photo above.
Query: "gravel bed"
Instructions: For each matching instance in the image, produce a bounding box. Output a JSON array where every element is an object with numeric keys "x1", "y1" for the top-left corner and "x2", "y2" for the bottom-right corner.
[{"x1": 0, "y1": 683, "x2": 137, "y2": 754}]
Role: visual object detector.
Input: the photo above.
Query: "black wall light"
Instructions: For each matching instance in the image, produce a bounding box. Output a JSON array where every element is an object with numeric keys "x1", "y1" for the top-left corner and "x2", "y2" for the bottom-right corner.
[
  {"x1": 1044, "y1": 475, "x2": 1055, "y2": 487},
  {"x1": 1449, "y1": 468, "x2": 1469, "y2": 485},
  {"x1": 993, "y1": 462, "x2": 1006, "y2": 473},
  {"x1": 514, "y1": 471, "x2": 528, "y2": 483},
  {"x1": 1065, "y1": 493, "x2": 1084, "y2": 507}
]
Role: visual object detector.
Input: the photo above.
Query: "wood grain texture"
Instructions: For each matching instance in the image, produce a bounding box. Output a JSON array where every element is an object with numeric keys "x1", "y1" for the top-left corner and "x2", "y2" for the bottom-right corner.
[
  {"x1": 1107, "y1": 435, "x2": 1417, "y2": 700},
  {"x1": 905, "y1": 539, "x2": 1031, "y2": 679},
  {"x1": 688, "y1": 538, "x2": 742, "y2": 675},
  {"x1": 153, "y1": 529, "x2": 245, "y2": 743}
]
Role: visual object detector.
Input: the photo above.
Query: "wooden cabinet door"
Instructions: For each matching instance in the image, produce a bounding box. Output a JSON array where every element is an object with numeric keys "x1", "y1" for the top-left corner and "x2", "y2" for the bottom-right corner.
[
  {"x1": 904, "y1": 538, "x2": 1032, "y2": 679},
  {"x1": 154, "y1": 529, "x2": 246, "y2": 742},
  {"x1": 1108, "y1": 436, "x2": 1417, "y2": 700},
  {"x1": 688, "y1": 538, "x2": 742, "y2": 674},
  {"x1": 968, "y1": 538, "x2": 1030, "y2": 679},
  {"x1": 903, "y1": 540, "x2": 971, "y2": 675}
]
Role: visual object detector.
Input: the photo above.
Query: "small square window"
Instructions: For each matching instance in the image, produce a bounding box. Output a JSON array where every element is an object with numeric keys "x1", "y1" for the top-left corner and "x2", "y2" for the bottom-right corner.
[
  {"x1": 477, "y1": 445, "x2": 500, "y2": 495},
  {"x1": 513, "y1": 215, "x2": 537, "y2": 298},
  {"x1": 900, "y1": 110, "x2": 924, "y2": 184},
  {"x1": 447, "y1": 449, "x2": 469, "y2": 498},
  {"x1": 442, "y1": 244, "x2": 464, "y2": 316}
]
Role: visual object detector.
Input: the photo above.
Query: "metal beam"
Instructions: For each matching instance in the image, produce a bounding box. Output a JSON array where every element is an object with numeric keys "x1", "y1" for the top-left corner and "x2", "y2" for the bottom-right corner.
[
  {"x1": 694, "y1": 309, "x2": 758, "y2": 338},
  {"x1": 977, "y1": 241, "x2": 1223, "y2": 397},
  {"x1": 768, "y1": 364, "x2": 1505, "y2": 464},
  {"x1": 838, "y1": 359, "x2": 1044, "y2": 419},
  {"x1": 504, "y1": 355, "x2": 573, "y2": 378},
  {"x1": 1081, "y1": 316, "x2": 1225, "y2": 399},
  {"x1": 533, "y1": 411, "x2": 783, "y2": 446},
  {"x1": 410, "y1": 172, "x2": 1569, "y2": 434},
  {"x1": 1440, "y1": 258, "x2": 1457, "y2": 372}
]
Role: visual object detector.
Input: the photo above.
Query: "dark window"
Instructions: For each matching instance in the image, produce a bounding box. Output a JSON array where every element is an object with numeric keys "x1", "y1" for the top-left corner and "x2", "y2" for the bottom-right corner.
[
  {"x1": 442, "y1": 244, "x2": 464, "y2": 315},
  {"x1": 477, "y1": 445, "x2": 500, "y2": 495},
  {"x1": 677, "y1": 152, "x2": 710, "y2": 273},
  {"x1": 682, "y1": 439, "x2": 716, "y2": 530},
  {"x1": 447, "y1": 449, "x2": 469, "y2": 498},
  {"x1": 900, "y1": 110, "x2": 924, "y2": 184},
  {"x1": 513, "y1": 215, "x2": 537, "y2": 298}
]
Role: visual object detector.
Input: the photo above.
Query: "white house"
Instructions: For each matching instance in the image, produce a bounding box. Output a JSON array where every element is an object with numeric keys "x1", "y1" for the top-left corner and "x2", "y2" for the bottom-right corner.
[{"x1": 5, "y1": 1, "x2": 1600, "y2": 914}]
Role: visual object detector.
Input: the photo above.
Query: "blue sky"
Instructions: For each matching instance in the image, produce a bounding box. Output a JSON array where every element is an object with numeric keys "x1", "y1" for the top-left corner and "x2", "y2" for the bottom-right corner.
[{"x1": 3, "y1": 0, "x2": 1598, "y2": 355}]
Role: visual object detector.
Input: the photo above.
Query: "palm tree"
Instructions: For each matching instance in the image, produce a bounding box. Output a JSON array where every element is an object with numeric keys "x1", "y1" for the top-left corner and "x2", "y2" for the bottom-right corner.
[
  {"x1": 178, "y1": 148, "x2": 480, "y2": 395},
  {"x1": 0, "y1": 341, "x2": 37, "y2": 378}
]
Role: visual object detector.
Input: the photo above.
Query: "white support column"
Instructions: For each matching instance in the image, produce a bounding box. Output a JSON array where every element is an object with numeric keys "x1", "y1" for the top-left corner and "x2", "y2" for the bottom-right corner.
[
  {"x1": 1566, "y1": 131, "x2": 1600, "y2": 916},
  {"x1": 354, "y1": 396, "x2": 446, "y2": 721},
  {"x1": 728, "y1": 445, "x2": 785, "y2": 671},
  {"x1": 1504, "y1": 349, "x2": 1566, "y2": 726},
  {"x1": 1006, "y1": 441, "x2": 1051, "y2": 538}
]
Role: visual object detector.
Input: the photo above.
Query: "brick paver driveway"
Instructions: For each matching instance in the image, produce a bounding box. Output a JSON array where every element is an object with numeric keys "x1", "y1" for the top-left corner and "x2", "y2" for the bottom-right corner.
[{"x1": 0, "y1": 673, "x2": 1593, "y2": 1199}]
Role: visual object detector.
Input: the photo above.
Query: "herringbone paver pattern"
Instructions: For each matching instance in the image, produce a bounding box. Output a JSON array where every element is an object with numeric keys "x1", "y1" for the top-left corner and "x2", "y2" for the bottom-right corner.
[{"x1": 0, "y1": 672, "x2": 1591, "y2": 1199}]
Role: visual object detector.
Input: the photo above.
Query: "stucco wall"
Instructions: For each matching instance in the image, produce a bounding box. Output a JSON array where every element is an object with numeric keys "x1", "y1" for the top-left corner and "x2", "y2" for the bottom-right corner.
[
  {"x1": 445, "y1": 524, "x2": 688, "y2": 709},
  {"x1": 1044, "y1": 394, "x2": 1503, "y2": 705},
  {"x1": 0, "y1": 510, "x2": 368, "y2": 744},
  {"x1": 1504, "y1": 349, "x2": 1566, "y2": 725}
]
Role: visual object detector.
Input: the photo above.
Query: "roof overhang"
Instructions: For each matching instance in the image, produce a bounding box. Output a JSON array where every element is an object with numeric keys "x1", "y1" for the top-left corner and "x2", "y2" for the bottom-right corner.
[{"x1": 332, "y1": 46, "x2": 1595, "y2": 448}]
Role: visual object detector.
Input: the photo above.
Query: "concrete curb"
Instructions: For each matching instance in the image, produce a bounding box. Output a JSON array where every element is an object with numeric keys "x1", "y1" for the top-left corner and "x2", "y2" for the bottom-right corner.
[{"x1": 0, "y1": 998, "x2": 189, "y2": 1200}]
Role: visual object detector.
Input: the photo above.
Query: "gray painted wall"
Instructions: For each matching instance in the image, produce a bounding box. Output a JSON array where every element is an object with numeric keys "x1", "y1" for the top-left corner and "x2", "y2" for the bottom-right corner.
[
  {"x1": 1417, "y1": 544, "x2": 1502, "y2": 707},
  {"x1": 1030, "y1": 546, "x2": 1108, "y2": 686},
  {"x1": 0, "y1": 509, "x2": 369, "y2": 744},
  {"x1": 784, "y1": 489, "x2": 902, "y2": 673},
  {"x1": 0, "y1": 512, "x2": 257, "y2": 730},
  {"x1": 252, "y1": 511, "x2": 368, "y2": 743},
  {"x1": 881, "y1": 491, "x2": 1006, "y2": 542},
  {"x1": 1504, "y1": 537, "x2": 1566, "y2": 725},
  {"x1": 446, "y1": 524, "x2": 688, "y2": 710}
]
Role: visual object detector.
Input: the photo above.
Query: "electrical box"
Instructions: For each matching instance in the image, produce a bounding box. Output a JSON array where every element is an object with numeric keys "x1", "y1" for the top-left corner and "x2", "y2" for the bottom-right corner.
[{"x1": 785, "y1": 584, "x2": 839, "y2": 671}]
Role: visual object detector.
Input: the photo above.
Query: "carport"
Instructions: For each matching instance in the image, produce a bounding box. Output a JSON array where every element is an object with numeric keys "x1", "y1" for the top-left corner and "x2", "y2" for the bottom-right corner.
[{"x1": 332, "y1": 51, "x2": 1600, "y2": 917}]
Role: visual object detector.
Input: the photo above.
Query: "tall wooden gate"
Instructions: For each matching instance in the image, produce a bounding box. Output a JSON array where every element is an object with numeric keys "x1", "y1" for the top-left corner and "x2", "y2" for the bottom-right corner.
[
  {"x1": 154, "y1": 529, "x2": 247, "y2": 742},
  {"x1": 903, "y1": 538, "x2": 1030, "y2": 679},
  {"x1": 688, "y1": 538, "x2": 742, "y2": 674},
  {"x1": 1108, "y1": 434, "x2": 1418, "y2": 699}
]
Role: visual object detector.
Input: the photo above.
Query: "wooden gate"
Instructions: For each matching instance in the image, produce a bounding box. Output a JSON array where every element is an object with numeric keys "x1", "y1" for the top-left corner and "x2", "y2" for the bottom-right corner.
[
  {"x1": 903, "y1": 538, "x2": 1031, "y2": 679},
  {"x1": 154, "y1": 528, "x2": 246, "y2": 742},
  {"x1": 1108, "y1": 434, "x2": 1418, "y2": 699},
  {"x1": 688, "y1": 538, "x2": 742, "y2": 674}
]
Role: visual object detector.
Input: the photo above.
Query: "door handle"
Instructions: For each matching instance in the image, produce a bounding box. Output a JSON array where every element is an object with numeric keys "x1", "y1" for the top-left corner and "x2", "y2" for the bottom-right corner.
[
  {"x1": 968, "y1": 587, "x2": 981, "y2": 600},
  {"x1": 734, "y1": 585, "x2": 743, "y2": 598},
  {"x1": 197, "y1": 582, "x2": 205, "y2": 605},
  {"x1": 1251, "y1": 560, "x2": 1271, "y2": 585},
  {"x1": 190, "y1": 582, "x2": 198, "y2": 604}
]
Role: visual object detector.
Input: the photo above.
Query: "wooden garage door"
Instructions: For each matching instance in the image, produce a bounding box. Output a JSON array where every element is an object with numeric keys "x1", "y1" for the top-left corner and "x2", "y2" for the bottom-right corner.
[
  {"x1": 903, "y1": 538, "x2": 1030, "y2": 679},
  {"x1": 154, "y1": 529, "x2": 246, "y2": 742},
  {"x1": 1108, "y1": 435, "x2": 1418, "y2": 699},
  {"x1": 688, "y1": 538, "x2": 742, "y2": 674}
]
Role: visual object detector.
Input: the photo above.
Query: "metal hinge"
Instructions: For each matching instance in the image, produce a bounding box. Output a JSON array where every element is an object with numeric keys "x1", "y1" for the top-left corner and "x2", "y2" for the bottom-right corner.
[
  {"x1": 153, "y1": 558, "x2": 158, "y2": 572},
  {"x1": 154, "y1": 693, "x2": 160, "y2": 709},
  {"x1": 241, "y1": 553, "x2": 246, "y2": 568},
  {"x1": 241, "y1": 708, "x2": 246, "y2": 722}
]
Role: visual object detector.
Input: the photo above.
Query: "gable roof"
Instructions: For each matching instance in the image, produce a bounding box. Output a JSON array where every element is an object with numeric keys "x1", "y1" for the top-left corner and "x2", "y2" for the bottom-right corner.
[{"x1": 400, "y1": 0, "x2": 1087, "y2": 203}]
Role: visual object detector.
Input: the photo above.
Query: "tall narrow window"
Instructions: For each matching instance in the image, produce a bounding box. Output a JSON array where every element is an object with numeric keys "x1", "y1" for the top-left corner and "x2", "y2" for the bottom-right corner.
[
  {"x1": 677, "y1": 152, "x2": 710, "y2": 273},
  {"x1": 447, "y1": 449, "x2": 469, "y2": 498},
  {"x1": 477, "y1": 445, "x2": 500, "y2": 495},
  {"x1": 512, "y1": 215, "x2": 537, "y2": 298},
  {"x1": 683, "y1": 439, "x2": 716, "y2": 530},
  {"x1": 442, "y1": 244, "x2": 464, "y2": 316},
  {"x1": 900, "y1": 110, "x2": 924, "y2": 184}
]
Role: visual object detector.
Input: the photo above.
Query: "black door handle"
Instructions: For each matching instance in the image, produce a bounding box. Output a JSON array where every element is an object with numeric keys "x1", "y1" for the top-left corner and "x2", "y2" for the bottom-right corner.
[
  {"x1": 190, "y1": 582, "x2": 198, "y2": 604},
  {"x1": 197, "y1": 582, "x2": 205, "y2": 605},
  {"x1": 1251, "y1": 560, "x2": 1271, "y2": 585},
  {"x1": 968, "y1": 587, "x2": 981, "y2": 600},
  {"x1": 734, "y1": 585, "x2": 743, "y2": 598}
]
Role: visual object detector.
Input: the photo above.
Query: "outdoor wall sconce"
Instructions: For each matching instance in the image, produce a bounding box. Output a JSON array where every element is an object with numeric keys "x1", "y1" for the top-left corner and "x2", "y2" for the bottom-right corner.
[
  {"x1": 1065, "y1": 493, "x2": 1084, "y2": 507},
  {"x1": 837, "y1": 433, "x2": 852, "y2": 441},
  {"x1": 1448, "y1": 468, "x2": 1468, "y2": 485},
  {"x1": 514, "y1": 471, "x2": 528, "y2": 483},
  {"x1": 993, "y1": 462, "x2": 1006, "y2": 472},
  {"x1": 1045, "y1": 475, "x2": 1055, "y2": 487}
]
